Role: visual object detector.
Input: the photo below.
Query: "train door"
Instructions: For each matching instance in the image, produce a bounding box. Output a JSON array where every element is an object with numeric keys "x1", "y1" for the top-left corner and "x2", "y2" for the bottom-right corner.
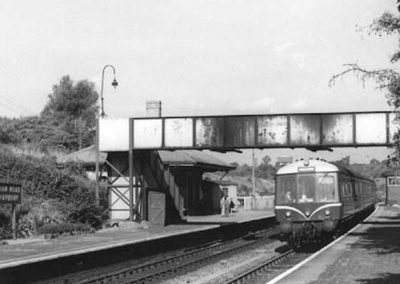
[
  {"x1": 352, "y1": 180, "x2": 361, "y2": 210},
  {"x1": 340, "y1": 176, "x2": 352, "y2": 217},
  {"x1": 359, "y1": 182, "x2": 365, "y2": 209}
]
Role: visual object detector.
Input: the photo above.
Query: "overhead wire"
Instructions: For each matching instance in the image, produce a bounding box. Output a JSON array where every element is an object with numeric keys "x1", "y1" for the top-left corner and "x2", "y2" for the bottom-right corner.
[
  {"x1": 0, "y1": 99, "x2": 28, "y2": 116},
  {"x1": 0, "y1": 62, "x2": 46, "y2": 115},
  {"x1": 0, "y1": 93, "x2": 35, "y2": 116}
]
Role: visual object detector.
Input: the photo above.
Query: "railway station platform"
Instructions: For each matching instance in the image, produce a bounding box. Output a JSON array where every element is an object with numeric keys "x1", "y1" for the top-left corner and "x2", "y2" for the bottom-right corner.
[
  {"x1": 0, "y1": 209, "x2": 274, "y2": 283},
  {"x1": 271, "y1": 204, "x2": 400, "y2": 284}
]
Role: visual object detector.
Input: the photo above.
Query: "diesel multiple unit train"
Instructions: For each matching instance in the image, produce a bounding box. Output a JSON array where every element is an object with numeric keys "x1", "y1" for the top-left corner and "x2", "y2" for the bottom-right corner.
[{"x1": 275, "y1": 159, "x2": 376, "y2": 244}]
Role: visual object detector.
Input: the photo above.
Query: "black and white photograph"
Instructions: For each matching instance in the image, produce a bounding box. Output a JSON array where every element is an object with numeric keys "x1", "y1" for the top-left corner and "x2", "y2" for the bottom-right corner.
[{"x1": 0, "y1": 1, "x2": 399, "y2": 283}]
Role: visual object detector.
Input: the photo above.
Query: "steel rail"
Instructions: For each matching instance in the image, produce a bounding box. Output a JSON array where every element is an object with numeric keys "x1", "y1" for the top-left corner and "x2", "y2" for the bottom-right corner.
[
  {"x1": 221, "y1": 249, "x2": 297, "y2": 284},
  {"x1": 78, "y1": 228, "x2": 279, "y2": 284}
]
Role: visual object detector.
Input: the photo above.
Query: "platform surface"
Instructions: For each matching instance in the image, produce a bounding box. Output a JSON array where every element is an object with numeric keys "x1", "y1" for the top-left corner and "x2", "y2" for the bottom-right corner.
[
  {"x1": 274, "y1": 205, "x2": 400, "y2": 284},
  {"x1": 0, "y1": 209, "x2": 274, "y2": 270},
  {"x1": 186, "y1": 209, "x2": 271, "y2": 223}
]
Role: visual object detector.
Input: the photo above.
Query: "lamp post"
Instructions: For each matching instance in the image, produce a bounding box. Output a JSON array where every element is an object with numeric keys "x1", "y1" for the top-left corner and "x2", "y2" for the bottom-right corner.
[
  {"x1": 100, "y1": 65, "x2": 118, "y2": 118},
  {"x1": 96, "y1": 65, "x2": 118, "y2": 207}
]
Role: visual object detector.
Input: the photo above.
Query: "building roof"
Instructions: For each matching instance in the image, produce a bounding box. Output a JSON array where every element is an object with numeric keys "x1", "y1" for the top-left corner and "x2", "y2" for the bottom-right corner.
[
  {"x1": 158, "y1": 150, "x2": 235, "y2": 172},
  {"x1": 58, "y1": 145, "x2": 107, "y2": 166},
  {"x1": 203, "y1": 179, "x2": 238, "y2": 186},
  {"x1": 60, "y1": 147, "x2": 234, "y2": 172},
  {"x1": 381, "y1": 169, "x2": 400, "y2": 177}
]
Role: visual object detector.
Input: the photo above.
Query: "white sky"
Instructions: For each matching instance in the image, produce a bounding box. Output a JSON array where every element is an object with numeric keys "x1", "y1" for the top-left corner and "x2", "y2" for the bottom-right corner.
[{"x1": 0, "y1": 0, "x2": 398, "y2": 164}]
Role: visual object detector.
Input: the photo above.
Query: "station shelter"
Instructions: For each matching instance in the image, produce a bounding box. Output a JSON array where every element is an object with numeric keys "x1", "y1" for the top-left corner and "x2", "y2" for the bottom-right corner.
[
  {"x1": 106, "y1": 150, "x2": 235, "y2": 225},
  {"x1": 60, "y1": 147, "x2": 235, "y2": 225}
]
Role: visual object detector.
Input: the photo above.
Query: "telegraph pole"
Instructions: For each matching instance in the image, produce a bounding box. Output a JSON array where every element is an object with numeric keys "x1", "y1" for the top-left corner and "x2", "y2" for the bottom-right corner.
[{"x1": 252, "y1": 149, "x2": 256, "y2": 209}]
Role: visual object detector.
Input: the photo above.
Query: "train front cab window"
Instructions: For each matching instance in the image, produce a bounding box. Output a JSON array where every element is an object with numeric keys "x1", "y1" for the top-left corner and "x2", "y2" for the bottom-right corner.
[
  {"x1": 298, "y1": 174, "x2": 316, "y2": 202},
  {"x1": 277, "y1": 175, "x2": 297, "y2": 204},
  {"x1": 276, "y1": 173, "x2": 338, "y2": 204}
]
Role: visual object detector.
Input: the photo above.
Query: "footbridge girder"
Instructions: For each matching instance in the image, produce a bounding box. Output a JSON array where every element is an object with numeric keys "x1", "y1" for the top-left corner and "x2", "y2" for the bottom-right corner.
[{"x1": 99, "y1": 111, "x2": 397, "y2": 152}]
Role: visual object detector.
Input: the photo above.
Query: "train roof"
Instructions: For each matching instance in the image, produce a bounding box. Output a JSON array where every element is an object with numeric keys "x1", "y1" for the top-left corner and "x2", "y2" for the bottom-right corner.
[{"x1": 276, "y1": 159, "x2": 373, "y2": 181}]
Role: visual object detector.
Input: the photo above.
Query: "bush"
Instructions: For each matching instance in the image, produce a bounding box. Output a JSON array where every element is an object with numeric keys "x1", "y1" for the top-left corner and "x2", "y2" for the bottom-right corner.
[
  {"x1": 0, "y1": 146, "x2": 108, "y2": 238},
  {"x1": 0, "y1": 207, "x2": 11, "y2": 240},
  {"x1": 38, "y1": 222, "x2": 91, "y2": 236},
  {"x1": 0, "y1": 226, "x2": 11, "y2": 240}
]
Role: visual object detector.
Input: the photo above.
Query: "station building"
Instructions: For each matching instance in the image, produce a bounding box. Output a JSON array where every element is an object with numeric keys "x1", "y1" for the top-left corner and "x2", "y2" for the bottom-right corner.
[
  {"x1": 107, "y1": 150, "x2": 235, "y2": 225},
  {"x1": 60, "y1": 147, "x2": 235, "y2": 225}
]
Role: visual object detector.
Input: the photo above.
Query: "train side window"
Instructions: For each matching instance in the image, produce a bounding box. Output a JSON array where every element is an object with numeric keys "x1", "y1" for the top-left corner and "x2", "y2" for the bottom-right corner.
[
  {"x1": 344, "y1": 183, "x2": 348, "y2": 196},
  {"x1": 355, "y1": 183, "x2": 360, "y2": 196},
  {"x1": 343, "y1": 183, "x2": 346, "y2": 196},
  {"x1": 316, "y1": 174, "x2": 336, "y2": 202}
]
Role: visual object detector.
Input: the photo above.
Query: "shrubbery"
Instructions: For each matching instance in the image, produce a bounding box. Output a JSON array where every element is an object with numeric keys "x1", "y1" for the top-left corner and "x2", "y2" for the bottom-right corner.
[
  {"x1": 0, "y1": 145, "x2": 108, "y2": 239},
  {"x1": 38, "y1": 222, "x2": 92, "y2": 236},
  {"x1": 0, "y1": 208, "x2": 11, "y2": 240}
]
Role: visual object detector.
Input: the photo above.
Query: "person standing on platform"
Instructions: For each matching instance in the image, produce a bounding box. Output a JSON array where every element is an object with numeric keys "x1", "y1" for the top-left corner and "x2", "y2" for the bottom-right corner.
[{"x1": 220, "y1": 188, "x2": 231, "y2": 217}]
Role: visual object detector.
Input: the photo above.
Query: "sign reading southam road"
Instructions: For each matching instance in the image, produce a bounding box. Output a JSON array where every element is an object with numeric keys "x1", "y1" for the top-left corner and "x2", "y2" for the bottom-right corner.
[{"x1": 0, "y1": 182, "x2": 22, "y2": 204}]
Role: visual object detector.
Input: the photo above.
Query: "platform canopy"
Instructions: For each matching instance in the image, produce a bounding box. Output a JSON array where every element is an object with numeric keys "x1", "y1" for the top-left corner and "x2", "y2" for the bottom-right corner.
[{"x1": 99, "y1": 111, "x2": 398, "y2": 152}]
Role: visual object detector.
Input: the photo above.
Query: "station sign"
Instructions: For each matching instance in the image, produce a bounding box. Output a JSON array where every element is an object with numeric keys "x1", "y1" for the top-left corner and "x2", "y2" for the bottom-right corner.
[
  {"x1": 387, "y1": 176, "x2": 400, "y2": 187},
  {"x1": 99, "y1": 111, "x2": 398, "y2": 152},
  {"x1": 0, "y1": 181, "x2": 22, "y2": 204}
]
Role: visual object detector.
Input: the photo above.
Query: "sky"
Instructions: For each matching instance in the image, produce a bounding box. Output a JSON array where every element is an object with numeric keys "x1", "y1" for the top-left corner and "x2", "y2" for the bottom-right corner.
[{"x1": 0, "y1": 0, "x2": 398, "y2": 164}]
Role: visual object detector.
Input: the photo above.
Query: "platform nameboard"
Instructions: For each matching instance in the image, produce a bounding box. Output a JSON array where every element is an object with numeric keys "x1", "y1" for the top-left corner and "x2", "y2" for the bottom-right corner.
[
  {"x1": 387, "y1": 176, "x2": 400, "y2": 186},
  {"x1": 99, "y1": 111, "x2": 398, "y2": 151},
  {"x1": 0, "y1": 181, "x2": 22, "y2": 204}
]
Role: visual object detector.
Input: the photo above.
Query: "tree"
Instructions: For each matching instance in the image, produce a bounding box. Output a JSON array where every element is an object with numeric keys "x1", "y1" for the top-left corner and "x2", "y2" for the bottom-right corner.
[
  {"x1": 332, "y1": 156, "x2": 351, "y2": 167},
  {"x1": 256, "y1": 155, "x2": 276, "y2": 179},
  {"x1": 230, "y1": 162, "x2": 239, "y2": 168},
  {"x1": 370, "y1": 158, "x2": 380, "y2": 166},
  {"x1": 41, "y1": 76, "x2": 99, "y2": 150},
  {"x1": 261, "y1": 155, "x2": 271, "y2": 165},
  {"x1": 330, "y1": 11, "x2": 400, "y2": 160}
]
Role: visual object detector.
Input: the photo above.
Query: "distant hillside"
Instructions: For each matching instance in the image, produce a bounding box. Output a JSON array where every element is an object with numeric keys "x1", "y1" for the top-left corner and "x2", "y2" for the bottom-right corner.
[
  {"x1": 205, "y1": 156, "x2": 393, "y2": 199},
  {"x1": 203, "y1": 172, "x2": 275, "y2": 196}
]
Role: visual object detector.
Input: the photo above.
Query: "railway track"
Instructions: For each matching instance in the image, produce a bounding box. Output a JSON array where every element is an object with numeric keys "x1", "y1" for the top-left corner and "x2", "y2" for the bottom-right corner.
[
  {"x1": 220, "y1": 248, "x2": 314, "y2": 284},
  {"x1": 76, "y1": 228, "x2": 280, "y2": 284},
  {"x1": 218, "y1": 209, "x2": 377, "y2": 284}
]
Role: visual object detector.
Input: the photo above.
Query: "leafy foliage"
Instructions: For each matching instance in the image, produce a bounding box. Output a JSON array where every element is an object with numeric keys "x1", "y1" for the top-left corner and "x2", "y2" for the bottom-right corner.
[
  {"x1": 42, "y1": 76, "x2": 98, "y2": 127},
  {"x1": 205, "y1": 155, "x2": 277, "y2": 196},
  {"x1": 228, "y1": 155, "x2": 276, "y2": 180},
  {"x1": 331, "y1": 156, "x2": 390, "y2": 179},
  {"x1": 330, "y1": 12, "x2": 400, "y2": 160},
  {"x1": 0, "y1": 75, "x2": 105, "y2": 239},
  {"x1": 38, "y1": 222, "x2": 92, "y2": 236},
  {"x1": 0, "y1": 75, "x2": 98, "y2": 152},
  {"x1": 0, "y1": 147, "x2": 108, "y2": 238}
]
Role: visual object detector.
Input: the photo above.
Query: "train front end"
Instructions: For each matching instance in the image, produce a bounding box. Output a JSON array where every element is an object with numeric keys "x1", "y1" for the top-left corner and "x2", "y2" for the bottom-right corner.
[{"x1": 274, "y1": 160, "x2": 341, "y2": 243}]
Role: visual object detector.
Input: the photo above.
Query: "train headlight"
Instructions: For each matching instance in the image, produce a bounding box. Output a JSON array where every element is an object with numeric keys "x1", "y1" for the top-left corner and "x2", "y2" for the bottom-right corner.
[
  {"x1": 305, "y1": 210, "x2": 311, "y2": 217},
  {"x1": 285, "y1": 211, "x2": 291, "y2": 218},
  {"x1": 325, "y1": 209, "x2": 331, "y2": 216}
]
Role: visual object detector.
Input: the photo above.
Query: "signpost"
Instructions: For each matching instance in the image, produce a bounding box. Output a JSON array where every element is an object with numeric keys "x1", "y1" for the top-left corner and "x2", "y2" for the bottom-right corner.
[{"x1": 0, "y1": 181, "x2": 22, "y2": 239}]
